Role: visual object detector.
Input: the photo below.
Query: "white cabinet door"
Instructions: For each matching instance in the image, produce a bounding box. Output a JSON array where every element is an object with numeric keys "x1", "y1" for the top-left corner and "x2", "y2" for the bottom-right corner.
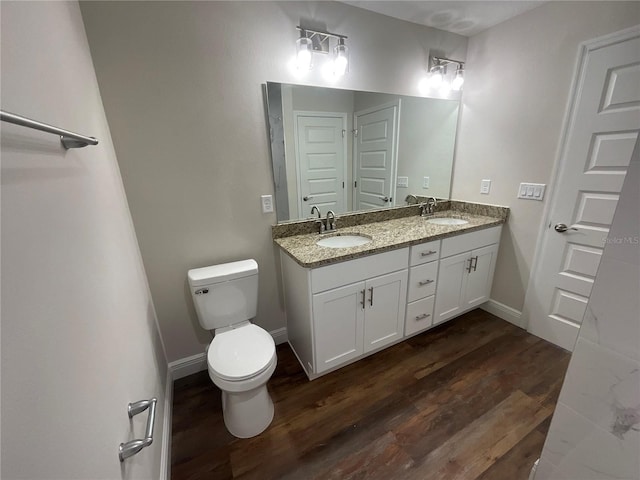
[
  {"x1": 434, "y1": 252, "x2": 469, "y2": 325},
  {"x1": 464, "y1": 244, "x2": 499, "y2": 308},
  {"x1": 364, "y1": 270, "x2": 407, "y2": 353},
  {"x1": 313, "y1": 282, "x2": 365, "y2": 373}
]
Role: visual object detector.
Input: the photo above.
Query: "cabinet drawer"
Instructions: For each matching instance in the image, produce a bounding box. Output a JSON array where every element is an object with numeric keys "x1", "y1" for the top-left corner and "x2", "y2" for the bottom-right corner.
[
  {"x1": 441, "y1": 226, "x2": 502, "y2": 258},
  {"x1": 312, "y1": 248, "x2": 409, "y2": 293},
  {"x1": 407, "y1": 261, "x2": 438, "y2": 302},
  {"x1": 409, "y1": 239, "x2": 441, "y2": 266},
  {"x1": 405, "y1": 295, "x2": 434, "y2": 336}
]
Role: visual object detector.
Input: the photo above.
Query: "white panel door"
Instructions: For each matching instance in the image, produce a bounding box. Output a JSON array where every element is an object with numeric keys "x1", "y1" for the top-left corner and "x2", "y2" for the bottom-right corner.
[
  {"x1": 313, "y1": 282, "x2": 365, "y2": 373},
  {"x1": 527, "y1": 31, "x2": 640, "y2": 350},
  {"x1": 295, "y1": 113, "x2": 347, "y2": 217},
  {"x1": 363, "y1": 270, "x2": 407, "y2": 353},
  {"x1": 354, "y1": 103, "x2": 399, "y2": 211}
]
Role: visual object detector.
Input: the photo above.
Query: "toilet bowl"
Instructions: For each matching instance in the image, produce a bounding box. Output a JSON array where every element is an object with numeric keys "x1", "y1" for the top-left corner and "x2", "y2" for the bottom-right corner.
[
  {"x1": 188, "y1": 259, "x2": 277, "y2": 438},
  {"x1": 207, "y1": 322, "x2": 276, "y2": 438}
]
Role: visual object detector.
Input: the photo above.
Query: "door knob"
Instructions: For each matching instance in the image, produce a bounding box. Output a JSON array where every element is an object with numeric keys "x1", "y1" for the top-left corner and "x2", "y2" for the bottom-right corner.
[
  {"x1": 554, "y1": 223, "x2": 578, "y2": 233},
  {"x1": 380, "y1": 196, "x2": 390, "y2": 203},
  {"x1": 303, "y1": 195, "x2": 314, "y2": 201}
]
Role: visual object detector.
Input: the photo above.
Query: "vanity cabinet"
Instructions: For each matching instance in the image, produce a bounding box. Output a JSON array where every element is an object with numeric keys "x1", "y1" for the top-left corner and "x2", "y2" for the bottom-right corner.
[
  {"x1": 434, "y1": 226, "x2": 501, "y2": 326},
  {"x1": 279, "y1": 225, "x2": 503, "y2": 380},
  {"x1": 313, "y1": 270, "x2": 407, "y2": 373},
  {"x1": 281, "y1": 248, "x2": 408, "y2": 378},
  {"x1": 405, "y1": 239, "x2": 441, "y2": 336}
]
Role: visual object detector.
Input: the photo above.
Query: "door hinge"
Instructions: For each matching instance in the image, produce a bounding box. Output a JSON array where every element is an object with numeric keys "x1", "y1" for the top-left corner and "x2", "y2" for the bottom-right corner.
[
  {"x1": 342, "y1": 181, "x2": 345, "y2": 188},
  {"x1": 354, "y1": 181, "x2": 357, "y2": 189}
]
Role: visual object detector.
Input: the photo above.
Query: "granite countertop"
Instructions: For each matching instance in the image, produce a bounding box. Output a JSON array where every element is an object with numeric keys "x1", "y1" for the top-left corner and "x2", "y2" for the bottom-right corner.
[{"x1": 274, "y1": 210, "x2": 506, "y2": 268}]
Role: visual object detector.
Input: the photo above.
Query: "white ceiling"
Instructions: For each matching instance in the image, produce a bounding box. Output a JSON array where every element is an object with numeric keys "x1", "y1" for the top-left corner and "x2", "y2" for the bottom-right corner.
[{"x1": 342, "y1": 1, "x2": 547, "y2": 36}]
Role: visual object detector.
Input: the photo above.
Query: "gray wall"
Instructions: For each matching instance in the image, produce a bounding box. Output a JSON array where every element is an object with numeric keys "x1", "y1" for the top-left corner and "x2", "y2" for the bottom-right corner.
[
  {"x1": 1, "y1": 2, "x2": 168, "y2": 478},
  {"x1": 80, "y1": 1, "x2": 467, "y2": 362},
  {"x1": 453, "y1": 1, "x2": 640, "y2": 313}
]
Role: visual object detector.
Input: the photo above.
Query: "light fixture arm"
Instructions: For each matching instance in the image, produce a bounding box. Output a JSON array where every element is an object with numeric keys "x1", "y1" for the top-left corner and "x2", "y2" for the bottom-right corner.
[
  {"x1": 430, "y1": 56, "x2": 465, "y2": 70},
  {"x1": 296, "y1": 26, "x2": 347, "y2": 54}
]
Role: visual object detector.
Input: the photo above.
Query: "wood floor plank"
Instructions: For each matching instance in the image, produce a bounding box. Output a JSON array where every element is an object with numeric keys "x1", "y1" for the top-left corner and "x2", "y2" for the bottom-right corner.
[
  {"x1": 401, "y1": 390, "x2": 553, "y2": 480},
  {"x1": 171, "y1": 310, "x2": 571, "y2": 480},
  {"x1": 475, "y1": 427, "x2": 547, "y2": 480}
]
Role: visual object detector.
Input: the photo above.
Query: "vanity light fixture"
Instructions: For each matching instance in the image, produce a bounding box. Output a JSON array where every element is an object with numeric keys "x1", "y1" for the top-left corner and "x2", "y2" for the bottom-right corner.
[
  {"x1": 452, "y1": 63, "x2": 465, "y2": 91},
  {"x1": 425, "y1": 56, "x2": 465, "y2": 92},
  {"x1": 295, "y1": 30, "x2": 313, "y2": 71},
  {"x1": 295, "y1": 26, "x2": 349, "y2": 76}
]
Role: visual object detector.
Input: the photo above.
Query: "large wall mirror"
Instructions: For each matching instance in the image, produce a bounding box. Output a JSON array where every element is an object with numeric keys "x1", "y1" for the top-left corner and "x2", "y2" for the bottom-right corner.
[{"x1": 265, "y1": 82, "x2": 460, "y2": 222}]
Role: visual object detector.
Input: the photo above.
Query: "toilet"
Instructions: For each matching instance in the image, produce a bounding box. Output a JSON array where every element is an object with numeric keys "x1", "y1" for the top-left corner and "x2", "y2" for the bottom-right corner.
[{"x1": 187, "y1": 259, "x2": 276, "y2": 438}]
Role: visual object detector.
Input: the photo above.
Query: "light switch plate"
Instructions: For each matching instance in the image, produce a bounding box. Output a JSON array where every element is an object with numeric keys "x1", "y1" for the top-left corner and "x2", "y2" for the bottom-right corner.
[
  {"x1": 261, "y1": 194, "x2": 274, "y2": 213},
  {"x1": 480, "y1": 179, "x2": 491, "y2": 195},
  {"x1": 422, "y1": 176, "x2": 430, "y2": 189},
  {"x1": 397, "y1": 176, "x2": 409, "y2": 188},
  {"x1": 518, "y1": 183, "x2": 546, "y2": 201}
]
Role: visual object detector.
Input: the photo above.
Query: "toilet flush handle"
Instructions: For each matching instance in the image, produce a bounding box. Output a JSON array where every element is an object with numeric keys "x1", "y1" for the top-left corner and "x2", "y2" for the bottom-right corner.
[{"x1": 195, "y1": 288, "x2": 209, "y2": 295}]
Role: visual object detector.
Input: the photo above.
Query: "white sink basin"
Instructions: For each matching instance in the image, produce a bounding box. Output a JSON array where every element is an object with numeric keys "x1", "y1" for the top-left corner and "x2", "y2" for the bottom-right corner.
[
  {"x1": 316, "y1": 234, "x2": 372, "y2": 248},
  {"x1": 426, "y1": 217, "x2": 469, "y2": 226}
]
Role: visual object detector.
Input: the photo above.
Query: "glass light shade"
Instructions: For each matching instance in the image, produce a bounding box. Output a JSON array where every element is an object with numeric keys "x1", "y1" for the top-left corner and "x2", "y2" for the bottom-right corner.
[
  {"x1": 452, "y1": 68, "x2": 464, "y2": 90},
  {"x1": 334, "y1": 43, "x2": 349, "y2": 76},
  {"x1": 427, "y1": 66, "x2": 444, "y2": 88},
  {"x1": 296, "y1": 37, "x2": 313, "y2": 71}
]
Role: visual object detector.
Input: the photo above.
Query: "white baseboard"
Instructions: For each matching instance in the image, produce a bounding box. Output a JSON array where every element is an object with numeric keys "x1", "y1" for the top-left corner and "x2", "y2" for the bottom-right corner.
[
  {"x1": 481, "y1": 299, "x2": 524, "y2": 329},
  {"x1": 168, "y1": 352, "x2": 207, "y2": 380},
  {"x1": 169, "y1": 327, "x2": 288, "y2": 380},
  {"x1": 160, "y1": 368, "x2": 173, "y2": 480},
  {"x1": 270, "y1": 327, "x2": 288, "y2": 345}
]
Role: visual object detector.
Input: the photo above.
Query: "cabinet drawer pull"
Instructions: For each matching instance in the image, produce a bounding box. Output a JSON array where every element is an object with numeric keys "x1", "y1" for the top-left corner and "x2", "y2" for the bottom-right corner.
[
  {"x1": 369, "y1": 287, "x2": 374, "y2": 306},
  {"x1": 415, "y1": 313, "x2": 431, "y2": 321},
  {"x1": 360, "y1": 289, "x2": 366, "y2": 309},
  {"x1": 420, "y1": 250, "x2": 437, "y2": 257},
  {"x1": 466, "y1": 258, "x2": 473, "y2": 273},
  {"x1": 418, "y1": 279, "x2": 434, "y2": 286},
  {"x1": 472, "y1": 256, "x2": 479, "y2": 272}
]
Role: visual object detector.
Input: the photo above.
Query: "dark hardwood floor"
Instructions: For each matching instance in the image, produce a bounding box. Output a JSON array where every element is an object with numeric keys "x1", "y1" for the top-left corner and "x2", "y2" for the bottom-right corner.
[{"x1": 171, "y1": 310, "x2": 571, "y2": 480}]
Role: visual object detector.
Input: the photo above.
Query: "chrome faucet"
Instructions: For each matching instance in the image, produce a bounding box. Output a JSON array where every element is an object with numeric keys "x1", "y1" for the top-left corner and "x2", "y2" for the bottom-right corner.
[
  {"x1": 326, "y1": 210, "x2": 336, "y2": 231},
  {"x1": 426, "y1": 197, "x2": 437, "y2": 215},
  {"x1": 311, "y1": 205, "x2": 325, "y2": 233}
]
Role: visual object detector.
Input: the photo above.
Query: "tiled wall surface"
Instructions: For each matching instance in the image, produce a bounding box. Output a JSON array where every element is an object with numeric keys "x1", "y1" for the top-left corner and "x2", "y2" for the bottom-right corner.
[{"x1": 535, "y1": 142, "x2": 639, "y2": 479}]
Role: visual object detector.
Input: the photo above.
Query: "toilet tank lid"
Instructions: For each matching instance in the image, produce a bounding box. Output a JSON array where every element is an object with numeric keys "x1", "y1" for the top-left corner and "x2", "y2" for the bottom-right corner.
[{"x1": 188, "y1": 259, "x2": 258, "y2": 287}]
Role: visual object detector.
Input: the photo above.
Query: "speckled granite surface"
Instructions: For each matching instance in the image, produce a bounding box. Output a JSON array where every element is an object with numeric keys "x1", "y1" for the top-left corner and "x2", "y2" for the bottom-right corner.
[
  {"x1": 272, "y1": 200, "x2": 508, "y2": 239},
  {"x1": 274, "y1": 209, "x2": 507, "y2": 268}
]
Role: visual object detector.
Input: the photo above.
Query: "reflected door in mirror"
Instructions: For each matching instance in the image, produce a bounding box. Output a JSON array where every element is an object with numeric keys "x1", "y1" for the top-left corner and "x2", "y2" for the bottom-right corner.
[
  {"x1": 354, "y1": 102, "x2": 399, "y2": 211},
  {"x1": 295, "y1": 112, "x2": 347, "y2": 216}
]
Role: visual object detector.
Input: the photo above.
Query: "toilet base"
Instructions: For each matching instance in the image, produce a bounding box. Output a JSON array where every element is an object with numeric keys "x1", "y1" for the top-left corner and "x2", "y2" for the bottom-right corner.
[{"x1": 222, "y1": 385, "x2": 274, "y2": 438}]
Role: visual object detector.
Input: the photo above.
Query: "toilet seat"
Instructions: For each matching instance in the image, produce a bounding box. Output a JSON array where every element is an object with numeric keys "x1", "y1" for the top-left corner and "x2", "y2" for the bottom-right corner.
[{"x1": 208, "y1": 324, "x2": 275, "y2": 382}]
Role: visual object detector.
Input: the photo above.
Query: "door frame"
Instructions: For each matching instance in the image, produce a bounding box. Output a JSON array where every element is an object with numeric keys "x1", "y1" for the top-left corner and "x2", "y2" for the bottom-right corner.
[
  {"x1": 522, "y1": 25, "x2": 640, "y2": 343},
  {"x1": 352, "y1": 99, "x2": 401, "y2": 210},
  {"x1": 293, "y1": 110, "x2": 348, "y2": 217}
]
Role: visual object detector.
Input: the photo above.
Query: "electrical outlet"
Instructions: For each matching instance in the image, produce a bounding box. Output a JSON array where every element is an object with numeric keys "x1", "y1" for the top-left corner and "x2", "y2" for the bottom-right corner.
[
  {"x1": 518, "y1": 183, "x2": 546, "y2": 201},
  {"x1": 261, "y1": 194, "x2": 274, "y2": 213},
  {"x1": 480, "y1": 179, "x2": 491, "y2": 194},
  {"x1": 397, "y1": 176, "x2": 409, "y2": 188},
  {"x1": 422, "y1": 176, "x2": 430, "y2": 189}
]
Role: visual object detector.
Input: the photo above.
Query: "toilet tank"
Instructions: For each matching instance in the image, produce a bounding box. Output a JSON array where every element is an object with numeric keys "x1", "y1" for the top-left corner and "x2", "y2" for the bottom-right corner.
[{"x1": 188, "y1": 259, "x2": 259, "y2": 330}]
